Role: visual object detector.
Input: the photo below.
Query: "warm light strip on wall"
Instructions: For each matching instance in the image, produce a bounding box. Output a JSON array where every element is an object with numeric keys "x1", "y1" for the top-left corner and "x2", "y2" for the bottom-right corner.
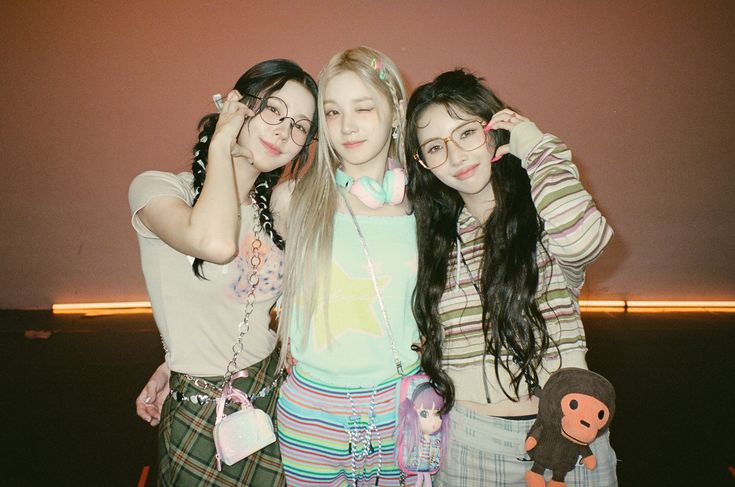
[
  {"x1": 626, "y1": 307, "x2": 735, "y2": 313},
  {"x1": 626, "y1": 300, "x2": 735, "y2": 308},
  {"x1": 579, "y1": 300, "x2": 626, "y2": 307},
  {"x1": 52, "y1": 301, "x2": 152, "y2": 315},
  {"x1": 579, "y1": 300, "x2": 626, "y2": 313},
  {"x1": 579, "y1": 300, "x2": 735, "y2": 313},
  {"x1": 51, "y1": 300, "x2": 735, "y2": 315},
  {"x1": 624, "y1": 301, "x2": 735, "y2": 313}
]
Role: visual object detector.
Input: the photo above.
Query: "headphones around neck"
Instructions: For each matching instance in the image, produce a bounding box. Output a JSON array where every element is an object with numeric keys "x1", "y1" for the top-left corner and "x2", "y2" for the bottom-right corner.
[{"x1": 335, "y1": 162, "x2": 407, "y2": 209}]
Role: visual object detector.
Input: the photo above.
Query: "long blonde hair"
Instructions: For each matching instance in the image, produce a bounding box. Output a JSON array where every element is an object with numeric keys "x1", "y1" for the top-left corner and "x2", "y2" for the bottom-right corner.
[{"x1": 279, "y1": 46, "x2": 408, "y2": 363}]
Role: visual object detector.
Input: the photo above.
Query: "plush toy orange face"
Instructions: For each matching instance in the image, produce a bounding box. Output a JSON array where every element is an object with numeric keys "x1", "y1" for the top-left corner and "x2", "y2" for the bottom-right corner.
[
  {"x1": 559, "y1": 392, "x2": 611, "y2": 445},
  {"x1": 526, "y1": 368, "x2": 616, "y2": 484}
]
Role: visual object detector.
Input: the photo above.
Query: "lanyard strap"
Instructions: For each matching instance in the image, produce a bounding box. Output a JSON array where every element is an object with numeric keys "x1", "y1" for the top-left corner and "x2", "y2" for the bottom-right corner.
[{"x1": 339, "y1": 191, "x2": 405, "y2": 377}]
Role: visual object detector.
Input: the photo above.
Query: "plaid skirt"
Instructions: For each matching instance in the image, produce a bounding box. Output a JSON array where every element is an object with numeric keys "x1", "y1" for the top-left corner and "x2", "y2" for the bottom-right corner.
[
  {"x1": 435, "y1": 404, "x2": 618, "y2": 487},
  {"x1": 158, "y1": 350, "x2": 286, "y2": 487}
]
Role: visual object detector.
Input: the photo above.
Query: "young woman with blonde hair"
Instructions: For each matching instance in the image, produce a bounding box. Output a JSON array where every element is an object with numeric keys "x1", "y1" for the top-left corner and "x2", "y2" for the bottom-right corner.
[{"x1": 273, "y1": 46, "x2": 421, "y2": 487}]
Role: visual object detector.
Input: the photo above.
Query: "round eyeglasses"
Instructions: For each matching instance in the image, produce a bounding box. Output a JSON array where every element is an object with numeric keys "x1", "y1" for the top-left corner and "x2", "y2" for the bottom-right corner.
[
  {"x1": 245, "y1": 94, "x2": 314, "y2": 146},
  {"x1": 415, "y1": 120, "x2": 491, "y2": 170}
]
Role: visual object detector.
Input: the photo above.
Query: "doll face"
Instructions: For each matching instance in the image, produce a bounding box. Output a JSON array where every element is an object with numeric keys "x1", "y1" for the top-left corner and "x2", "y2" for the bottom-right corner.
[
  {"x1": 560, "y1": 393, "x2": 611, "y2": 445},
  {"x1": 416, "y1": 402, "x2": 442, "y2": 436}
]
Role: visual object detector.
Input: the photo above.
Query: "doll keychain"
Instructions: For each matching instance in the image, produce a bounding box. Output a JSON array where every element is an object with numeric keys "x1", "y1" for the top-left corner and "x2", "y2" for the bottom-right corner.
[{"x1": 395, "y1": 375, "x2": 448, "y2": 486}]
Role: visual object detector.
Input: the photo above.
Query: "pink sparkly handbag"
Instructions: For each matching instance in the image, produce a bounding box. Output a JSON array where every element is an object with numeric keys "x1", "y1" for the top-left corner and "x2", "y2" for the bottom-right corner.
[
  {"x1": 211, "y1": 198, "x2": 277, "y2": 471},
  {"x1": 212, "y1": 370, "x2": 277, "y2": 470}
]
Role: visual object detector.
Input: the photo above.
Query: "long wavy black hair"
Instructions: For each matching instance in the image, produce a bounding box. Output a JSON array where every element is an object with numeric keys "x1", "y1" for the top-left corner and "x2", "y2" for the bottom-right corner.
[
  {"x1": 406, "y1": 69, "x2": 553, "y2": 411},
  {"x1": 190, "y1": 59, "x2": 318, "y2": 278}
]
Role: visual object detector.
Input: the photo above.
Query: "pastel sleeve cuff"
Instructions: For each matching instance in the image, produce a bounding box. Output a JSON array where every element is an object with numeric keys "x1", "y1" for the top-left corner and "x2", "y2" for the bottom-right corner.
[{"x1": 510, "y1": 121, "x2": 544, "y2": 164}]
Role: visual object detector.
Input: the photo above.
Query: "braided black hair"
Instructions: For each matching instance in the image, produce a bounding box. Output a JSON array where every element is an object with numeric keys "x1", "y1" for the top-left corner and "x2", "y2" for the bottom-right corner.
[{"x1": 190, "y1": 59, "x2": 318, "y2": 278}]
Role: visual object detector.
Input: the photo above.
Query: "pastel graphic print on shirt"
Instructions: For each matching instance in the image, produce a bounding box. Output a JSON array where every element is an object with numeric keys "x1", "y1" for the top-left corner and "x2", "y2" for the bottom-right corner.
[
  {"x1": 229, "y1": 233, "x2": 284, "y2": 302},
  {"x1": 310, "y1": 262, "x2": 388, "y2": 352},
  {"x1": 288, "y1": 212, "x2": 420, "y2": 386}
]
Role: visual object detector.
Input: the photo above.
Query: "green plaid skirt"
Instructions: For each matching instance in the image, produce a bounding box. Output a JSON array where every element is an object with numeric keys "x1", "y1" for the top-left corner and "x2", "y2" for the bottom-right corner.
[{"x1": 158, "y1": 350, "x2": 286, "y2": 487}]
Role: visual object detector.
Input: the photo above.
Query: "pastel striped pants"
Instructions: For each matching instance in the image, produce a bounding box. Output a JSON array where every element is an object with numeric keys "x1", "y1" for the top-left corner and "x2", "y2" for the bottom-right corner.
[{"x1": 276, "y1": 368, "x2": 404, "y2": 487}]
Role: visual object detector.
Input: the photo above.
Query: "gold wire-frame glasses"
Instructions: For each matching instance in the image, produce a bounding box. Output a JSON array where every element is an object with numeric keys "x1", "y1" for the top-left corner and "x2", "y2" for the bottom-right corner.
[{"x1": 414, "y1": 120, "x2": 492, "y2": 170}]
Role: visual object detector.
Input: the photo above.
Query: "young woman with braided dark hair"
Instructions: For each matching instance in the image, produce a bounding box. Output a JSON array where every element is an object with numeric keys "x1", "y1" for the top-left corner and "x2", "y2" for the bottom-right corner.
[
  {"x1": 405, "y1": 69, "x2": 618, "y2": 486},
  {"x1": 128, "y1": 59, "x2": 317, "y2": 486}
]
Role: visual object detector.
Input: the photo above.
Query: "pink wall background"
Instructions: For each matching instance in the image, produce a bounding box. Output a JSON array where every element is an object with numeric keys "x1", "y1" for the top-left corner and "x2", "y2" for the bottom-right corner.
[{"x1": 1, "y1": 1, "x2": 733, "y2": 308}]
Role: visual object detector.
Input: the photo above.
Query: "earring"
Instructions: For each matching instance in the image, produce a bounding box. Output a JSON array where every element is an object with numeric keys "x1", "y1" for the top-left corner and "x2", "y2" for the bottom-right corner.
[{"x1": 392, "y1": 126, "x2": 399, "y2": 140}]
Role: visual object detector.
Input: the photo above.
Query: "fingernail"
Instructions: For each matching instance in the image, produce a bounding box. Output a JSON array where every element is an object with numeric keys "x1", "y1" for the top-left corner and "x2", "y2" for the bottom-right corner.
[
  {"x1": 483, "y1": 123, "x2": 493, "y2": 134},
  {"x1": 144, "y1": 397, "x2": 151, "y2": 404},
  {"x1": 491, "y1": 154, "x2": 503, "y2": 163}
]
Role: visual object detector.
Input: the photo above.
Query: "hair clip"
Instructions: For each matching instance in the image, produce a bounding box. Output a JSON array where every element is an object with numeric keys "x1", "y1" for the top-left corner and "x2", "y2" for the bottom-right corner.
[
  {"x1": 370, "y1": 58, "x2": 387, "y2": 81},
  {"x1": 212, "y1": 93, "x2": 224, "y2": 112}
]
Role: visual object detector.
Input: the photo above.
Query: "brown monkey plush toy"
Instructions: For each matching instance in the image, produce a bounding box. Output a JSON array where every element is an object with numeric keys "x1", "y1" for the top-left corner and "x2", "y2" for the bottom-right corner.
[{"x1": 524, "y1": 368, "x2": 615, "y2": 487}]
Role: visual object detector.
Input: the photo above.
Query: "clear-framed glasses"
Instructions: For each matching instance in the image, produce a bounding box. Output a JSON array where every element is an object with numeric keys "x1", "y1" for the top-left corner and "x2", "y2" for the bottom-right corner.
[
  {"x1": 245, "y1": 93, "x2": 314, "y2": 146},
  {"x1": 415, "y1": 120, "x2": 490, "y2": 170}
]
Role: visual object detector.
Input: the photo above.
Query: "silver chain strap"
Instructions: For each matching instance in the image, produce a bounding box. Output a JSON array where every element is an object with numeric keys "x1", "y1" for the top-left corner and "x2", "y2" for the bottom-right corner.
[
  {"x1": 224, "y1": 193, "x2": 263, "y2": 383},
  {"x1": 161, "y1": 195, "x2": 283, "y2": 402},
  {"x1": 347, "y1": 390, "x2": 382, "y2": 486},
  {"x1": 339, "y1": 191, "x2": 405, "y2": 377}
]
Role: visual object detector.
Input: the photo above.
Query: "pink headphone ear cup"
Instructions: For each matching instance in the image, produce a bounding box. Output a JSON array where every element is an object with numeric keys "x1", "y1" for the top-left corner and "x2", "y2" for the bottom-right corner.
[{"x1": 387, "y1": 168, "x2": 407, "y2": 205}]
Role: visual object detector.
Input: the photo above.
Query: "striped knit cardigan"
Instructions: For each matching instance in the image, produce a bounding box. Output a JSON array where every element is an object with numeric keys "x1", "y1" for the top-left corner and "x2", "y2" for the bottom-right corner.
[{"x1": 438, "y1": 133, "x2": 614, "y2": 404}]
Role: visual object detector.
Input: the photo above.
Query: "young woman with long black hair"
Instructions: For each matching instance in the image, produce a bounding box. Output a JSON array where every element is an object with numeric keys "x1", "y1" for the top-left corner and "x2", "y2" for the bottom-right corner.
[
  {"x1": 406, "y1": 69, "x2": 617, "y2": 486},
  {"x1": 129, "y1": 59, "x2": 317, "y2": 486}
]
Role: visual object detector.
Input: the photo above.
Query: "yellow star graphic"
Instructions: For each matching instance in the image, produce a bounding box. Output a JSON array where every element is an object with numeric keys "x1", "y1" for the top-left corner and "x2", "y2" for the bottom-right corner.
[{"x1": 311, "y1": 261, "x2": 390, "y2": 352}]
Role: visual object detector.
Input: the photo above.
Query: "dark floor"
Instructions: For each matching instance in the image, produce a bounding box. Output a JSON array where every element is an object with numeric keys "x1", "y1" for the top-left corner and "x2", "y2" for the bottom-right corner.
[{"x1": 1, "y1": 310, "x2": 734, "y2": 486}]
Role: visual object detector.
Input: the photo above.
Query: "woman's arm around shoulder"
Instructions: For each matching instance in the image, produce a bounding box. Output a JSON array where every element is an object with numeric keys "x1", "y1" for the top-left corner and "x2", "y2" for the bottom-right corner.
[{"x1": 134, "y1": 362, "x2": 170, "y2": 426}]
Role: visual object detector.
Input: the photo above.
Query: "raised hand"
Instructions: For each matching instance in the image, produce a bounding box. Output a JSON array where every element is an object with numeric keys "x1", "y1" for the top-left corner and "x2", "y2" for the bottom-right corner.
[
  {"x1": 487, "y1": 109, "x2": 531, "y2": 161},
  {"x1": 212, "y1": 90, "x2": 255, "y2": 162}
]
